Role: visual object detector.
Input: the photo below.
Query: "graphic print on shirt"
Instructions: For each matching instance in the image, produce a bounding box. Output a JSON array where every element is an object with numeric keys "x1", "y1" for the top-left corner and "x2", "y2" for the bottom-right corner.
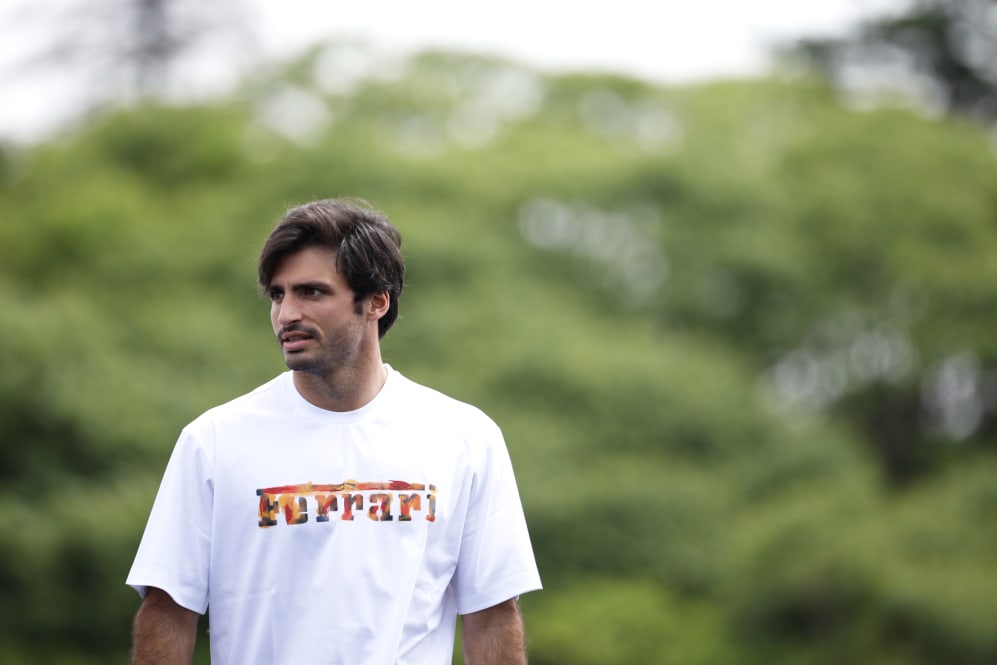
[{"x1": 257, "y1": 480, "x2": 438, "y2": 527}]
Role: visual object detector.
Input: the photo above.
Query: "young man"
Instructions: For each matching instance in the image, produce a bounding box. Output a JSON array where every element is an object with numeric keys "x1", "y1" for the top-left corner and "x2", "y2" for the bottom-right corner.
[{"x1": 126, "y1": 199, "x2": 542, "y2": 664}]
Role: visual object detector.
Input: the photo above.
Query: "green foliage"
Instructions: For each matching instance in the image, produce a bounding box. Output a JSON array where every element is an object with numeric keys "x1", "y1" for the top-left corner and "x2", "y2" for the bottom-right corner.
[
  {"x1": 1, "y1": 45, "x2": 996, "y2": 664},
  {"x1": 523, "y1": 579, "x2": 736, "y2": 665}
]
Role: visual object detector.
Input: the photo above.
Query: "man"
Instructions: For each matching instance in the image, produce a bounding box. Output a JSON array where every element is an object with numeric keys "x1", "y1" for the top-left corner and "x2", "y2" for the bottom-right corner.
[{"x1": 126, "y1": 199, "x2": 542, "y2": 664}]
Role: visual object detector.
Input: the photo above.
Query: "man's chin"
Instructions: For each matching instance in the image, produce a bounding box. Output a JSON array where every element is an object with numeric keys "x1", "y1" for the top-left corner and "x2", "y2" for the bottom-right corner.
[{"x1": 283, "y1": 353, "x2": 318, "y2": 372}]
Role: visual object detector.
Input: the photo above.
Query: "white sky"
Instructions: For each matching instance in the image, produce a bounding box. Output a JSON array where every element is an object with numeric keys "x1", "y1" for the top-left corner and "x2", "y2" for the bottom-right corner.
[
  {"x1": 250, "y1": 0, "x2": 900, "y2": 82},
  {"x1": 0, "y1": 0, "x2": 902, "y2": 143}
]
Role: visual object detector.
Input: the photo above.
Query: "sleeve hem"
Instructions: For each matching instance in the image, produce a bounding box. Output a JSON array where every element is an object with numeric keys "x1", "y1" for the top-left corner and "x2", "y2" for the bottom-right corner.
[
  {"x1": 456, "y1": 578, "x2": 543, "y2": 616},
  {"x1": 125, "y1": 576, "x2": 208, "y2": 615}
]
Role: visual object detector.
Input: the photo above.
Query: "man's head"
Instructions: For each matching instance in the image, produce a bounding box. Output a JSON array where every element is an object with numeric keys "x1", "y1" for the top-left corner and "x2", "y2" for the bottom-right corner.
[{"x1": 258, "y1": 199, "x2": 405, "y2": 339}]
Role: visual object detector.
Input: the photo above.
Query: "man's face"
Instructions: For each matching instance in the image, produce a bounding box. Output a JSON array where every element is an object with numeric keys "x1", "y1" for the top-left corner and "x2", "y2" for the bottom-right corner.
[{"x1": 267, "y1": 246, "x2": 367, "y2": 375}]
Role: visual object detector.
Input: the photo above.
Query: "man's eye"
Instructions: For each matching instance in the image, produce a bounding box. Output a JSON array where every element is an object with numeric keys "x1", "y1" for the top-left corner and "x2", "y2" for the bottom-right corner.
[{"x1": 269, "y1": 291, "x2": 283, "y2": 302}]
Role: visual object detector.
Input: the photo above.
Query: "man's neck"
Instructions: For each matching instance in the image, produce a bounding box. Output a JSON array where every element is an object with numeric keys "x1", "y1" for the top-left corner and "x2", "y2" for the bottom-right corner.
[{"x1": 292, "y1": 358, "x2": 388, "y2": 412}]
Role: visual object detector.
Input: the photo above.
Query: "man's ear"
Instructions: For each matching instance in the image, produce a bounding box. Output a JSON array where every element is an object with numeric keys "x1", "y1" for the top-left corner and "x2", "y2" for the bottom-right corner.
[{"x1": 368, "y1": 292, "x2": 390, "y2": 321}]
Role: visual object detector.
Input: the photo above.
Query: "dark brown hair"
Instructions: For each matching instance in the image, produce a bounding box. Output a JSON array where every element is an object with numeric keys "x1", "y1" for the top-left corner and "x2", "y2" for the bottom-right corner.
[{"x1": 258, "y1": 199, "x2": 405, "y2": 338}]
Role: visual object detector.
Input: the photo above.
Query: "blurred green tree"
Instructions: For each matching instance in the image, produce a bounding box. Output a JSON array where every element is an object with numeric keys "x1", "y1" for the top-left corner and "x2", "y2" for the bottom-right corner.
[
  {"x1": 0, "y1": 45, "x2": 995, "y2": 665},
  {"x1": 785, "y1": 0, "x2": 997, "y2": 120}
]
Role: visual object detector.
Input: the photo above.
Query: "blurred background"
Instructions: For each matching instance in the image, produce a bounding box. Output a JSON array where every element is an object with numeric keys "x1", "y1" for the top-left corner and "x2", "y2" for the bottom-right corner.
[{"x1": 1, "y1": 1, "x2": 996, "y2": 663}]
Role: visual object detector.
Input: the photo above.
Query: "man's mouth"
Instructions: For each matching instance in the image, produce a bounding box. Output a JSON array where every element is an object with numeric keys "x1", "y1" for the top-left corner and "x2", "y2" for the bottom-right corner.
[{"x1": 280, "y1": 331, "x2": 314, "y2": 352}]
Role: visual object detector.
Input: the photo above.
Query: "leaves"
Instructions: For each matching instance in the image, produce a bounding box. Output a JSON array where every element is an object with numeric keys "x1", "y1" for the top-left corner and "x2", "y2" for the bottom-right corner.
[{"x1": 1, "y1": 46, "x2": 996, "y2": 664}]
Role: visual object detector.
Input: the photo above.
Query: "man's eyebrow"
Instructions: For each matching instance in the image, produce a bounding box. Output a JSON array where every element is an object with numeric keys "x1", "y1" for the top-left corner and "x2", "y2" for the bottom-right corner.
[
  {"x1": 266, "y1": 280, "x2": 335, "y2": 295},
  {"x1": 290, "y1": 281, "x2": 333, "y2": 292}
]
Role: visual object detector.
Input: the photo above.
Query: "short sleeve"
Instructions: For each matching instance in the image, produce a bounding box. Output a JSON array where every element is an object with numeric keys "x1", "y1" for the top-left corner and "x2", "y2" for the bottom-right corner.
[
  {"x1": 452, "y1": 423, "x2": 542, "y2": 615},
  {"x1": 125, "y1": 426, "x2": 213, "y2": 614}
]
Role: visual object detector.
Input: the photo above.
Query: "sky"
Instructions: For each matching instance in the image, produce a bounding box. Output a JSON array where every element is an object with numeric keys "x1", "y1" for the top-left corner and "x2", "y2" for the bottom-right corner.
[
  {"x1": 0, "y1": 0, "x2": 902, "y2": 143},
  {"x1": 249, "y1": 0, "x2": 900, "y2": 82}
]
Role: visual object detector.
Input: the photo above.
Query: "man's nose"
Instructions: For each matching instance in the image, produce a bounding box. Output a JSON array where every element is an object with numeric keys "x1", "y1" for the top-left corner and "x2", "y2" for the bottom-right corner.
[{"x1": 276, "y1": 298, "x2": 303, "y2": 325}]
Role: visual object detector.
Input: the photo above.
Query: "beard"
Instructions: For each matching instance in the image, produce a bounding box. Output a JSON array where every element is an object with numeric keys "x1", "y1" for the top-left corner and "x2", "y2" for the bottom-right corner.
[{"x1": 278, "y1": 320, "x2": 365, "y2": 377}]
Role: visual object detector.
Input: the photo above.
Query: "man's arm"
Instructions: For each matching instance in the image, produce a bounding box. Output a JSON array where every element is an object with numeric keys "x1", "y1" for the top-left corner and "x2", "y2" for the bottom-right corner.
[
  {"x1": 130, "y1": 587, "x2": 199, "y2": 665},
  {"x1": 461, "y1": 598, "x2": 528, "y2": 665}
]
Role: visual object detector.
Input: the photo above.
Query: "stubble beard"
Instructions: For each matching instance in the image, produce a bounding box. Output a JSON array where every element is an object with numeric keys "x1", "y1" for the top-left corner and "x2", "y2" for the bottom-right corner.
[{"x1": 282, "y1": 323, "x2": 366, "y2": 379}]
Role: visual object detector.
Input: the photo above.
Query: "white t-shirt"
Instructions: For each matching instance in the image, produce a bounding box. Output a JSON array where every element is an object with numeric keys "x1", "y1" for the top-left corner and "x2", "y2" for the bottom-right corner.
[{"x1": 126, "y1": 366, "x2": 542, "y2": 665}]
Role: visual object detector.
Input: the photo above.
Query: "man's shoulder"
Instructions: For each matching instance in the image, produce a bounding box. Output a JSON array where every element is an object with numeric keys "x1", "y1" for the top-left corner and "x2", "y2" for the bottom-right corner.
[
  {"x1": 188, "y1": 373, "x2": 288, "y2": 428},
  {"x1": 391, "y1": 370, "x2": 498, "y2": 430}
]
